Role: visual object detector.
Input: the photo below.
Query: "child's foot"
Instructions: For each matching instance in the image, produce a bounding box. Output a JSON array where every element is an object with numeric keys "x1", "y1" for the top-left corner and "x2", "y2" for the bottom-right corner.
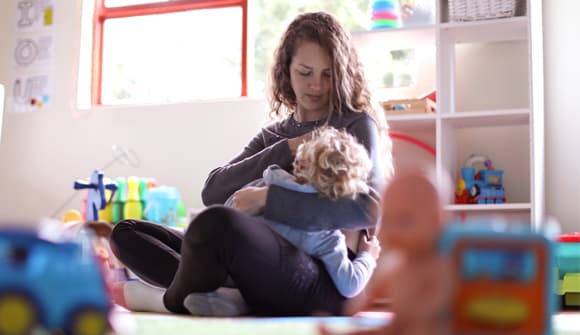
[{"x1": 183, "y1": 287, "x2": 248, "y2": 317}]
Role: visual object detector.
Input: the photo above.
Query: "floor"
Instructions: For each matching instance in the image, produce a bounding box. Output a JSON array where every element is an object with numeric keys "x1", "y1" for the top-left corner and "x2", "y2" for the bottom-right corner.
[{"x1": 108, "y1": 309, "x2": 580, "y2": 335}]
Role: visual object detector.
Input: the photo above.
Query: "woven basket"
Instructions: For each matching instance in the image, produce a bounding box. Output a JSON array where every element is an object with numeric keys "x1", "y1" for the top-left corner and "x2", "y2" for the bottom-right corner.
[{"x1": 448, "y1": 0, "x2": 525, "y2": 22}]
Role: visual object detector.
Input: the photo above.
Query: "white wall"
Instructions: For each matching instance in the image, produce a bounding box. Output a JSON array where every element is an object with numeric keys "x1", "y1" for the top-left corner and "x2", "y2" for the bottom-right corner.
[
  {"x1": 0, "y1": 0, "x2": 578, "y2": 233},
  {"x1": 543, "y1": 0, "x2": 580, "y2": 233},
  {"x1": 0, "y1": 0, "x2": 268, "y2": 221}
]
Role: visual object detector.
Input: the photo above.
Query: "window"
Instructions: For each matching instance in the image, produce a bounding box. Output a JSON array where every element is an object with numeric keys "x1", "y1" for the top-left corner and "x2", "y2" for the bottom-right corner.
[
  {"x1": 89, "y1": 0, "x2": 247, "y2": 105},
  {"x1": 83, "y1": 0, "x2": 371, "y2": 107}
]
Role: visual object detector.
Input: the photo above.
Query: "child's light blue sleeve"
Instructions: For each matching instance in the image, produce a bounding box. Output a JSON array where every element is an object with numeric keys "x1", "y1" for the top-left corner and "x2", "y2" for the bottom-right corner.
[
  {"x1": 262, "y1": 164, "x2": 318, "y2": 194},
  {"x1": 315, "y1": 232, "x2": 377, "y2": 298}
]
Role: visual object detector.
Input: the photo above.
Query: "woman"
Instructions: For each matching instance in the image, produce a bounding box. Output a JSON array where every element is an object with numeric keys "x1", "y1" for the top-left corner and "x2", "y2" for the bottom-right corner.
[{"x1": 110, "y1": 11, "x2": 393, "y2": 316}]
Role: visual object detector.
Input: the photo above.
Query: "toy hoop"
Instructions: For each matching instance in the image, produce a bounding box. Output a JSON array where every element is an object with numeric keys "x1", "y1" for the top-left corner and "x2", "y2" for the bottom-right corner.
[{"x1": 389, "y1": 132, "x2": 436, "y2": 156}]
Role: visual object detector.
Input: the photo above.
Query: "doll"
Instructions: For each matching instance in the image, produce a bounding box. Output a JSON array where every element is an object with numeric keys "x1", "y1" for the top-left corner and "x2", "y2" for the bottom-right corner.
[{"x1": 321, "y1": 171, "x2": 455, "y2": 335}]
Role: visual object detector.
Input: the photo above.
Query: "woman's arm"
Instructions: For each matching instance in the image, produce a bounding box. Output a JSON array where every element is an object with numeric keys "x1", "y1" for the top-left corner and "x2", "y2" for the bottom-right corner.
[
  {"x1": 201, "y1": 128, "x2": 294, "y2": 206},
  {"x1": 263, "y1": 113, "x2": 385, "y2": 230}
]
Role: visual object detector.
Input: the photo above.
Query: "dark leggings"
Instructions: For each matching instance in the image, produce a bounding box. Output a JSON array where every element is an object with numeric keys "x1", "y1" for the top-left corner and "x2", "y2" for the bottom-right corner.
[{"x1": 109, "y1": 205, "x2": 346, "y2": 316}]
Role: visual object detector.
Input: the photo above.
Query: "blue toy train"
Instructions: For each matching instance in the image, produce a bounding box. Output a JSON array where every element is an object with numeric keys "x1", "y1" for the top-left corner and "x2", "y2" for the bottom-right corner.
[{"x1": 455, "y1": 155, "x2": 506, "y2": 204}]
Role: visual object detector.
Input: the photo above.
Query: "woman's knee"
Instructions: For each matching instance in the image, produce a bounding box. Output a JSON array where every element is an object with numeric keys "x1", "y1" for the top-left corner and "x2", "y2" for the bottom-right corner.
[
  {"x1": 186, "y1": 206, "x2": 238, "y2": 236},
  {"x1": 109, "y1": 219, "x2": 141, "y2": 257}
]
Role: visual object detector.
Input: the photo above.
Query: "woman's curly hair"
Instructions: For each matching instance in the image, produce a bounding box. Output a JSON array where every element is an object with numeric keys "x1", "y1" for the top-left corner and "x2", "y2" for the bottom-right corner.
[
  {"x1": 269, "y1": 11, "x2": 393, "y2": 181},
  {"x1": 293, "y1": 127, "x2": 372, "y2": 200}
]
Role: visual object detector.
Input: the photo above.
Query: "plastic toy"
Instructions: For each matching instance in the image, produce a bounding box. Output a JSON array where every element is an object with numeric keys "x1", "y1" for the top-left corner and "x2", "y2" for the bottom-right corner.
[
  {"x1": 455, "y1": 154, "x2": 506, "y2": 204},
  {"x1": 370, "y1": 0, "x2": 401, "y2": 29},
  {"x1": 111, "y1": 177, "x2": 126, "y2": 224},
  {"x1": 73, "y1": 170, "x2": 118, "y2": 221},
  {"x1": 0, "y1": 227, "x2": 112, "y2": 335},
  {"x1": 555, "y1": 232, "x2": 580, "y2": 309},
  {"x1": 143, "y1": 186, "x2": 181, "y2": 227},
  {"x1": 439, "y1": 221, "x2": 554, "y2": 334},
  {"x1": 123, "y1": 176, "x2": 143, "y2": 220}
]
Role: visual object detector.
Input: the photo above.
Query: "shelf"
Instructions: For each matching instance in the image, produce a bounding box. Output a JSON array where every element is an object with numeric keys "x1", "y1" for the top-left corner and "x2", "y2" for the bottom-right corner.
[
  {"x1": 385, "y1": 113, "x2": 436, "y2": 131},
  {"x1": 440, "y1": 108, "x2": 529, "y2": 128},
  {"x1": 445, "y1": 203, "x2": 531, "y2": 212},
  {"x1": 351, "y1": 25, "x2": 435, "y2": 48},
  {"x1": 440, "y1": 17, "x2": 528, "y2": 43},
  {"x1": 351, "y1": 23, "x2": 436, "y2": 36}
]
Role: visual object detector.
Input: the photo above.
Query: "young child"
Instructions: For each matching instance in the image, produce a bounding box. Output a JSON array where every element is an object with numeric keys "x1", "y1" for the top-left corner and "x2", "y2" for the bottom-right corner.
[{"x1": 226, "y1": 127, "x2": 381, "y2": 299}]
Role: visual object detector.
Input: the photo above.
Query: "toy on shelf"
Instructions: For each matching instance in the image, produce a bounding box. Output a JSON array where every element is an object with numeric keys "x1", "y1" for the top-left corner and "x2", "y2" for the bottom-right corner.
[
  {"x1": 369, "y1": 0, "x2": 401, "y2": 30},
  {"x1": 455, "y1": 154, "x2": 506, "y2": 204},
  {"x1": 440, "y1": 221, "x2": 554, "y2": 334},
  {"x1": 382, "y1": 97, "x2": 436, "y2": 115},
  {"x1": 0, "y1": 226, "x2": 112, "y2": 335},
  {"x1": 555, "y1": 232, "x2": 580, "y2": 309},
  {"x1": 73, "y1": 170, "x2": 118, "y2": 222}
]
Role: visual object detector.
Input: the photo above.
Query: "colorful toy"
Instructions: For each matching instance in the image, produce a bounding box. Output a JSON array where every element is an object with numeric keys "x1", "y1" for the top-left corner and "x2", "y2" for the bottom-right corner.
[
  {"x1": 555, "y1": 232, "x2": 580, "y2": 309},
  {"x1": 0, "y1": 227, "x2": 112, "y2": 335},
  {"x1": 440, "y1": 221, "x2": 554, "y2": 334},
  {"x1": 143, "y1": 186, "x2": 181, "y2": 227},
  {"x1": 73, "y1": 170, "x2": 118, "y2": 222},
  {"x1": 123, "y1": 176, "x2": 143, "y2": 220},
  {"x1": 455, "y1": 154, "x2": 506, "y2": 204},
  {"x1": 369, "y1": 0, "x2": 401, "y2": 29},
  {"x1": 111, "y1": 177, "x2": 126, "y2": 224}
]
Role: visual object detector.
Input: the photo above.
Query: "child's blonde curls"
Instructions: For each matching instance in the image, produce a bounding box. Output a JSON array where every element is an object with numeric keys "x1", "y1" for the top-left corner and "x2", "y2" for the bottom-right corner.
[{"x1": 293, "y1": 127, "x2": 372, "y2": 200}]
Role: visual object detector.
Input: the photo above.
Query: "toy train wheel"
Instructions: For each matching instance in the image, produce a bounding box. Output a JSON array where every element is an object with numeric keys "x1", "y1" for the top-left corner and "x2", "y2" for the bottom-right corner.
[
  {"x1": 65, "y1": 306, "x2": 109, "y2": 335},
  {"x1": 0, "y1": 292, "x2": 40, "y2": 335},
  {"x1": 469, "y1": 184, "x2": 480, "y2": 198}
]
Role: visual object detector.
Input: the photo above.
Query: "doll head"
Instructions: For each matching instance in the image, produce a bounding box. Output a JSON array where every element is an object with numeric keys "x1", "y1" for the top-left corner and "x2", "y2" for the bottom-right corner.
[
  {"x1": 293, "y1": 127, "x2": 372, "y2": 200},
  {"x1": 380, "y1": 171, "x2": 444, "y2": 256}
]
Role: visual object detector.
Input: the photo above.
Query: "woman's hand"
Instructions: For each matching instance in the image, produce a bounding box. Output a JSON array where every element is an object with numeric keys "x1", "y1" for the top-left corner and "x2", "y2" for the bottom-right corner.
[
  {"x1": 231, "y1": 186, "x2": 269, "y2": 215},
  {"x1": 287, "y1": 122, "x2": 330, "y2": 155},
  {"x1": 287, "y1": 131, "x2": 315, "y2": 155}
]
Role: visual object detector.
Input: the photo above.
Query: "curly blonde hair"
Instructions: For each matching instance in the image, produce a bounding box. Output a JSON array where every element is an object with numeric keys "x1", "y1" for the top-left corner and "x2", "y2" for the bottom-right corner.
[
  {"x1": 270, "y1": 11, "x2": 393, "y2": 181},
  {"x1": 293, "y1": 127, "x2": 372, "y2": 200}
]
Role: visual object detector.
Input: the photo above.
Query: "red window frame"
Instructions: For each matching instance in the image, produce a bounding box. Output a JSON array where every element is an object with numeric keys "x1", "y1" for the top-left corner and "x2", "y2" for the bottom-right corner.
[{"x1": 91, "y1": 0, "x2": 248, "y2": 105}]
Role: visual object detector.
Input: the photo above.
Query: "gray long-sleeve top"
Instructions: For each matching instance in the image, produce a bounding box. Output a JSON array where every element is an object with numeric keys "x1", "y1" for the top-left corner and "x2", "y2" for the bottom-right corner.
[{"x1": 201, "y1": 109, "x2": 384, "y2": 232}]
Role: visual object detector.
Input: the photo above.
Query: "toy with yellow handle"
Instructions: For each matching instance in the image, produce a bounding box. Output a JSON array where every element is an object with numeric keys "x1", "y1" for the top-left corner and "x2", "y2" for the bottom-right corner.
[
  {"x1": 98, "y1": 178, "x2": 115, "y2": 223},
  {"x1": 123, "y1": 176, "x2": 143, "y2": 220}
]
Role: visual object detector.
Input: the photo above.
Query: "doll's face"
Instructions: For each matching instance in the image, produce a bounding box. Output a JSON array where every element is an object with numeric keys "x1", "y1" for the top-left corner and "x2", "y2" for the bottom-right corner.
[{"x1": 380, "y1": 174, "x2": 441, "y2": 255}]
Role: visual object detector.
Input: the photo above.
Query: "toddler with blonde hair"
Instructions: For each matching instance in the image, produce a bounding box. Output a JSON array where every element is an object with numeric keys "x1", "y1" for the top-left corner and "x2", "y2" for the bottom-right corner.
[{"x1": 226, "y1": 127, "x2": 381, "y2": 298}]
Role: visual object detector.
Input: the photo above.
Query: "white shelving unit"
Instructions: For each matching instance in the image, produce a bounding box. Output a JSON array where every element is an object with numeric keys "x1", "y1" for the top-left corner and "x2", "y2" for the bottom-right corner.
[{"x1": 352, "y1": 0, "x2": 544, "y2": 228}]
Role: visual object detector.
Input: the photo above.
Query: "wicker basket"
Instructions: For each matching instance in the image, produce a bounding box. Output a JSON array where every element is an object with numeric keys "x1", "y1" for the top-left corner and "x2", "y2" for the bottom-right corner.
[{"x1": 448, "y1": 0, "x2": 525, "y2": 22}]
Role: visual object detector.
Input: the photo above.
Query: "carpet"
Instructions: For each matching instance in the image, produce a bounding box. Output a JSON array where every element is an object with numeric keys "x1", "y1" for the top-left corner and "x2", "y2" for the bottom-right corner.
[{"x1": 110, "y1": 310, "x2": 580, "y2": 335}]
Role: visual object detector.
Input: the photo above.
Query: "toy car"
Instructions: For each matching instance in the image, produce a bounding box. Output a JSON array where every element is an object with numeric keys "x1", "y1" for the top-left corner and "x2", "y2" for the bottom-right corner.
[{"x1": 0, "y1": 228, "x2": 112, "y2": 335}]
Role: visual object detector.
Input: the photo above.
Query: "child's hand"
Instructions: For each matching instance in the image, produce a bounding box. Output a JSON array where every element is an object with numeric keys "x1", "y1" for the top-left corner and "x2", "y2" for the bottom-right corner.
[
  {"x1": 231, "y1": 186, "x2": 269, "y2": 215},
  {"x1": 358, "y1": 233, "x2": 381, "y2": 260}
]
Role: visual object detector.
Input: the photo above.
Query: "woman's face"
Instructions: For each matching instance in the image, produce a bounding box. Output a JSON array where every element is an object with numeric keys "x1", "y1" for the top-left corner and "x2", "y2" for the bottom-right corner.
[{"x1": 289, "y1": 41, "x2": 332, "y2": 115}]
